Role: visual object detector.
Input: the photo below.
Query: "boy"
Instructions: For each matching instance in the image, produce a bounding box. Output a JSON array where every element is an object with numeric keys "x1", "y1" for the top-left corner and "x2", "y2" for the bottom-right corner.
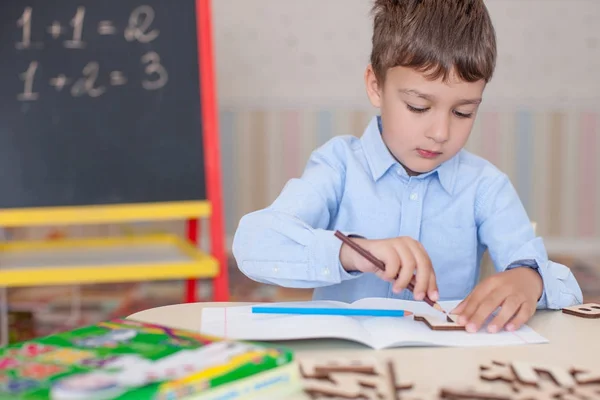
[{"x1": 232, "y1": 0, "x2": 582, "y2": 333}]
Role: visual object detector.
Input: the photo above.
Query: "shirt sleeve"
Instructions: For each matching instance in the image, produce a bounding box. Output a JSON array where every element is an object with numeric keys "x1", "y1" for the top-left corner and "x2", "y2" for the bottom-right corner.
[
  {"x1": 231, "y1": 139, "x2": 362, "y2": 288},
  {"x1": 475, "y1": 173, "x2": 583, "y2": 310}
]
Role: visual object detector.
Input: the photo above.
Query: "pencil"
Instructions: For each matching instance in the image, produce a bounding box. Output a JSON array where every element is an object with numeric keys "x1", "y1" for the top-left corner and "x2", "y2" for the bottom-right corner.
[
  {"x1": 251, "y1": 306, "x2": 413, "y2": 317},
  {"x1": 334, "y1": 230, "x2": 447, "y2": 314}
]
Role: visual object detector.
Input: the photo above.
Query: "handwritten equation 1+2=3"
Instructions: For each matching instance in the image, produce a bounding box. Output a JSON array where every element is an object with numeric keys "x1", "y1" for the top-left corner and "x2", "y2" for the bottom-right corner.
[{"x1": 15, "y1": 5, "x2": 169, "y2": 101}]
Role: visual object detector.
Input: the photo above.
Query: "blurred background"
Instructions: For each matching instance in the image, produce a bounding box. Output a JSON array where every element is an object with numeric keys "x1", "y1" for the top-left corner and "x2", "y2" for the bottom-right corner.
[{"x1": 2, "y1": 0, "x2": 599, "y2": 341}]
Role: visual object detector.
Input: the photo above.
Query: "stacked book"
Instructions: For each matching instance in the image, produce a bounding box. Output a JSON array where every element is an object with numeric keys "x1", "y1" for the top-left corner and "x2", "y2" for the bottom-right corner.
[{"x1": 0, "y1": 317, "x2": 300, "y2": 399}]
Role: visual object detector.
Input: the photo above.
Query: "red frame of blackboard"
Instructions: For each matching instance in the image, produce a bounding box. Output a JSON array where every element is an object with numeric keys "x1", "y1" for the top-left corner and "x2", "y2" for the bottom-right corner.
[{"x1": 185, "y1": 0, "x2": 229, "y2": 303}]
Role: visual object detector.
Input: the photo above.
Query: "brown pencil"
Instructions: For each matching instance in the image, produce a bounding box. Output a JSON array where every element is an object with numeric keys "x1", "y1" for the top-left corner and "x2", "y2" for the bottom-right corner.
[{"x1": 334, "y1": 230, "x2": 446, "y2": 314}]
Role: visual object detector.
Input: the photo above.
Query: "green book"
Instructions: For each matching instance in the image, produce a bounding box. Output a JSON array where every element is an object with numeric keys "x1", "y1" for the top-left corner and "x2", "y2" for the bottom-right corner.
[{"x1": 0, "y1": 317, "x2": 300, "y2": 399}]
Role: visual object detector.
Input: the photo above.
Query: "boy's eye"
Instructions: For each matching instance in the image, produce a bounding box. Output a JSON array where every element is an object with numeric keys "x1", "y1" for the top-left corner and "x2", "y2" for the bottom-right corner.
[
  {"x1": 453, "y1": 110, "x2": 473, "y2": 119},
  {"x1": 406, "y1": 104, "x2": 429, "y2": 113},
  {"x1": 406, "y1": 104, "x2": 474, "y2": 119}
]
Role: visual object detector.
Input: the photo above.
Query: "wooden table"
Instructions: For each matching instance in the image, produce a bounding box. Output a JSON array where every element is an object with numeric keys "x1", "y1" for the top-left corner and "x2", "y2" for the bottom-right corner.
[{"x1": 128, "y1": 302, "x2": 600, "y2": 399}]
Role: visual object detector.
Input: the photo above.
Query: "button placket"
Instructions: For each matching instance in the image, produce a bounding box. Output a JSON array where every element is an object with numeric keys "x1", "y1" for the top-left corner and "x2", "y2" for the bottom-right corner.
[{"x1": 399, "y1": 179, "x2": 423, "y2": 240}]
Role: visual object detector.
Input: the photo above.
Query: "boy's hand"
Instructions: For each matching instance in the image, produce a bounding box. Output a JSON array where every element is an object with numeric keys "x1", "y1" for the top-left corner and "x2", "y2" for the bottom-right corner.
[
  {"x1": 451, "y1": 267, "x2": 543, "y2": 333},
  {"x1": 339, "y1": 237, "x2": 438, "y2": 301}
]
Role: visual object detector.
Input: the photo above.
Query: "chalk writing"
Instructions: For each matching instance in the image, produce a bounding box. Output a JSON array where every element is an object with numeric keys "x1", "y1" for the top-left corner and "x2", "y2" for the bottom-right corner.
[{"x1": 14, "y1": 4, "x2": 168, "y2": 100}]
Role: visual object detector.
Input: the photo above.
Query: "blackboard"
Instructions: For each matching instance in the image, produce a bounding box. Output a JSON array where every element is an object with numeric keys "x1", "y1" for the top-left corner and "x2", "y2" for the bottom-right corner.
[{"x1": 0, "y1": 0, "x2": 207, "y2": 209}]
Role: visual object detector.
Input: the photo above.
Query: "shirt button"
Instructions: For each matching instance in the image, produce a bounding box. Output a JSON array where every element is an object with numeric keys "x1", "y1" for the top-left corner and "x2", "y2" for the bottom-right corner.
[
  {"x1": 410, "y1": 192, "x2": 418, "y2": 201},
  {"x1": 322, "y1": 268, "x2": 330, "y2": 276},
  {"x1": 273, "y1": 266, "x2": 279, "y2": 273}
]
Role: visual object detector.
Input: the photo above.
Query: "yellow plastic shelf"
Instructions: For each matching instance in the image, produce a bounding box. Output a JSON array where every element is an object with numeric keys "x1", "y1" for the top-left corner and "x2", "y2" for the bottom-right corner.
[
  {"x1": 0, "y1": 201, "x2": 211, "y2": 227},
  {"x1": 0, "y1": 234, "x2": 218, "y2": 287}
]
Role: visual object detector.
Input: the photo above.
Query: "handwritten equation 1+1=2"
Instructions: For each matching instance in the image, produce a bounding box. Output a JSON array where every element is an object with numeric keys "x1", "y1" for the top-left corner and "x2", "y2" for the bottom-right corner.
[{"x1": 15, "y1": 5, "x2": 168, "y2": 101}]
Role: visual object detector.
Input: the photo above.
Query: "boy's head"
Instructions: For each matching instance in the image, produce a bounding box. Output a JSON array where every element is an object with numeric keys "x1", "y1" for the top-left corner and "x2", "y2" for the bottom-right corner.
[{"x1": 365, "y1": 0, "x2": 497, "y2": 176}]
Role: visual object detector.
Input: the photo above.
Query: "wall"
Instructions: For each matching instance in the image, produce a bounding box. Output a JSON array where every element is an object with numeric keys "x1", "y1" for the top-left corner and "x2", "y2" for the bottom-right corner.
[
  {"x1": 214, "y1": 0, "x2": 600, "y2": 254},
  {"x1": 7, "y1": 0, "x2": 600, "y2": 254},
  {"x1": 214, "y1": 0, "x2": 600, "y2": 107}
]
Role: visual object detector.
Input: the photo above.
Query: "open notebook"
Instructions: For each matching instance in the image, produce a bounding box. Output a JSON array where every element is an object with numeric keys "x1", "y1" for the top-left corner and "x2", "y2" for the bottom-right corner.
[{"x1": 199, "y1": 297, "x2": 548, "y2": 350}]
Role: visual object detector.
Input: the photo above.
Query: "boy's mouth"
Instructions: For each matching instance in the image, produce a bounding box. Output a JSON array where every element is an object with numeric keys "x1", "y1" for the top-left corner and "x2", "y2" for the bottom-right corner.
[{"x1": 416, "y1": 148, "x2": 442, "y2": 159}]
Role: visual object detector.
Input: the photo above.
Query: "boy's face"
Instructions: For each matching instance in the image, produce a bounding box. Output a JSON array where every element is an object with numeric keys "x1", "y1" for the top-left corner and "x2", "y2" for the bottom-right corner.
[{"x1": 365, "y1": 65, "x2": 486, "y2": 176}]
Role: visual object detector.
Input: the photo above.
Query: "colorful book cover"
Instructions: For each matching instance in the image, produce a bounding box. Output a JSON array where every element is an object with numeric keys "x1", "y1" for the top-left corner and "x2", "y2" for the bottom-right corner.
[{"x1": 0, "y1": 317, "x2": 298, "y2": 399}]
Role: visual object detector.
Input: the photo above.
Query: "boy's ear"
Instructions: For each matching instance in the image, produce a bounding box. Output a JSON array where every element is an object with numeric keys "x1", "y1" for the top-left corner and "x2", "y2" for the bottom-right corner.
[{"x1": 364, "y1": 64, "x2": 383, "y2": 108}]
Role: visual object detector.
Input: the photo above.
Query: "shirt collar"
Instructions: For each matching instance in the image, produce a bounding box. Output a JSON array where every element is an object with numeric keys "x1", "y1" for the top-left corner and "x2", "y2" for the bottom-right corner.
[
  {"x1": 360, "y1": 115, "x2": 458, "y2": 195},
  {"x1": 361, "y1": 116, "x2": 397, "y2": 181},
  {"x1": 436, "y1": 152, "x2": 459, "y2": 195}
]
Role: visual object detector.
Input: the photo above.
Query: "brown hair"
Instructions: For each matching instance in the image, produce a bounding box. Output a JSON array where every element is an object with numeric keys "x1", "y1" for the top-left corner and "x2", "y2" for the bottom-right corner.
[{"x1": 370, "y1": 0, "x2": 497, "y2": 84}]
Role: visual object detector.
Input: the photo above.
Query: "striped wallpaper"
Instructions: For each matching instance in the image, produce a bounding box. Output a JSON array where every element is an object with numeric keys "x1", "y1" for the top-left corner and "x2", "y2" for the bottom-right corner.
[
  {"x1": 220, "y1": 107, "x2": 600, "y2": 240},
  {"x1": 4, "y1": 107, "x2": 599, "y2": 244}
]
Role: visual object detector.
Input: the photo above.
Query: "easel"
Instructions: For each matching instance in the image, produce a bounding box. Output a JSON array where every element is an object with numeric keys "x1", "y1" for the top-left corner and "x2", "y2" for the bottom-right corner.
[{"x1": 0, "y1": 0, "x2": 228, "y2": 346}]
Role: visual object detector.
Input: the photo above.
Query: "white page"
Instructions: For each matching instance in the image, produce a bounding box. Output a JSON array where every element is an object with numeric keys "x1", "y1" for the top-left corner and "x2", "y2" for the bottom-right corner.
[
  {"x1": 353, "y1": 298, "x2": 548, "y2": 349},
  {"x1": 351, "y1": 298, "x2": 460, "y2": 349},
  {"x1": 363, "y1": 316, "x2": 548, "y2": 349},
  {"x1": 200, "y1": 300, "x2": 375, "y2": 347},
  {"x1": 200, "y1": 298, "x2": 548, "y2": 349}
]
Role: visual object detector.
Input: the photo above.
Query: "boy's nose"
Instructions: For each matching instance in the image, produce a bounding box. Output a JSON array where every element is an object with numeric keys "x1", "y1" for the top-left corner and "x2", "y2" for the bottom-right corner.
[{"x1": 426, "y1": 119, "x2": 450, "y2": 144}]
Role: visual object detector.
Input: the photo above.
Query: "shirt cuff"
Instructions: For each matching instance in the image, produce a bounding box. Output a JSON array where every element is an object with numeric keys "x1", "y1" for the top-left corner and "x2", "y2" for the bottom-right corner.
[
  {"x1": 503, "y1": 237, "x2": 582, "y2": 309},
  {"x1": 309, "y1": 229, "x2": 363, "y2": 284},
  {"x1": 505, "y1": 259, "x2": 547, "y2": 308}
]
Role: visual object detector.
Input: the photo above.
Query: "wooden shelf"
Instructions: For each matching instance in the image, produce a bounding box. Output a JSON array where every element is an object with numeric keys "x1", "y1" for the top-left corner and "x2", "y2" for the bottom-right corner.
[{"x1": 0, "y1": 234, "x2": 218, "y2": 287}]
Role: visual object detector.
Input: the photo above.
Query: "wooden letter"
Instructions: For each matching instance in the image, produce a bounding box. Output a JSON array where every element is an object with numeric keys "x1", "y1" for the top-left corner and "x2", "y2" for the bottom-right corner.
[
  {"x1": 571, "y1": 368, "x2": 600, "y2": 385},
  {"x1": 562, "y1": 303, "x2": 600, "y2": 319},
  {"x1": 480, "y1": 361, "x2": 517, "y2": 384},
  {"x1": 507, "y1": 361, "x2": 576, "y2": 388},
  {"x1": 299, "y1": 357, "x2": 378, "y2": 378},
  {"x1": 439, "y1": 386, "x2": 510, "y2": 400},
  {"x1": 299, "y1": 357, "x2": 414, "y2": 400},
  {"x1": 414, "y1": 314, "x2": 464, "y2": 331},
  {"x1": 511, "y1": 384, "x2": 567, "y2": 400}
]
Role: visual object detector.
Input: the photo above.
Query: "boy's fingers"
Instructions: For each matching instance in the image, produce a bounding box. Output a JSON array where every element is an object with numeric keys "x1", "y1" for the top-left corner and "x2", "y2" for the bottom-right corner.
[
  {"x1": 486, "y1": 298, "x2": 521, "y2": 333},
  {"x1": 464, "y1": 294, "x2": 503, "y2": 333},
  {"x1": 414, "y1": 241, "x2": 433, "y2": 271},
  {"x1": 505, "y1": 303, "x2": 534, "y2": 332},
  {"x1": 392, "y1": 243, "x2": 416, "y2": 294},
  {"x1": 451, "y1": 294, "x2": 471, "y2": 314},
  {"x1": 377, "y1": 248, "x2": 400, "y2": 281},
  {"x1": 455, "y1": 291, "x2": 482, "y2": 325},
  {"x1": 456, "y1": 283, "x2": 495, "y2": 325},
  {"x1": 427, "y1": 273, "x2": 439, "y2": 301},
  {"x1": 406, "y1": 241, "x2": 431, "y2": 299},
  {"x1": 458, "y1": 286, "x2": 506, "y2": 329}
]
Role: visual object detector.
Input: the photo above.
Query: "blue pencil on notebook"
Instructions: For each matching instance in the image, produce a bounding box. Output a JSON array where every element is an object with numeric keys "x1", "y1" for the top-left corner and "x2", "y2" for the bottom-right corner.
[{"x1": 251, "y1": 306, "x2": 412, "y2": 317}]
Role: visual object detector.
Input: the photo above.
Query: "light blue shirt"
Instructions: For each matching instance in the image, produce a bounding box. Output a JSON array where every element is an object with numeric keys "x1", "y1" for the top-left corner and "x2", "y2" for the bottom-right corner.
[{"x1": 232, "y1": 116, "x2": 583, "y2": 309}]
